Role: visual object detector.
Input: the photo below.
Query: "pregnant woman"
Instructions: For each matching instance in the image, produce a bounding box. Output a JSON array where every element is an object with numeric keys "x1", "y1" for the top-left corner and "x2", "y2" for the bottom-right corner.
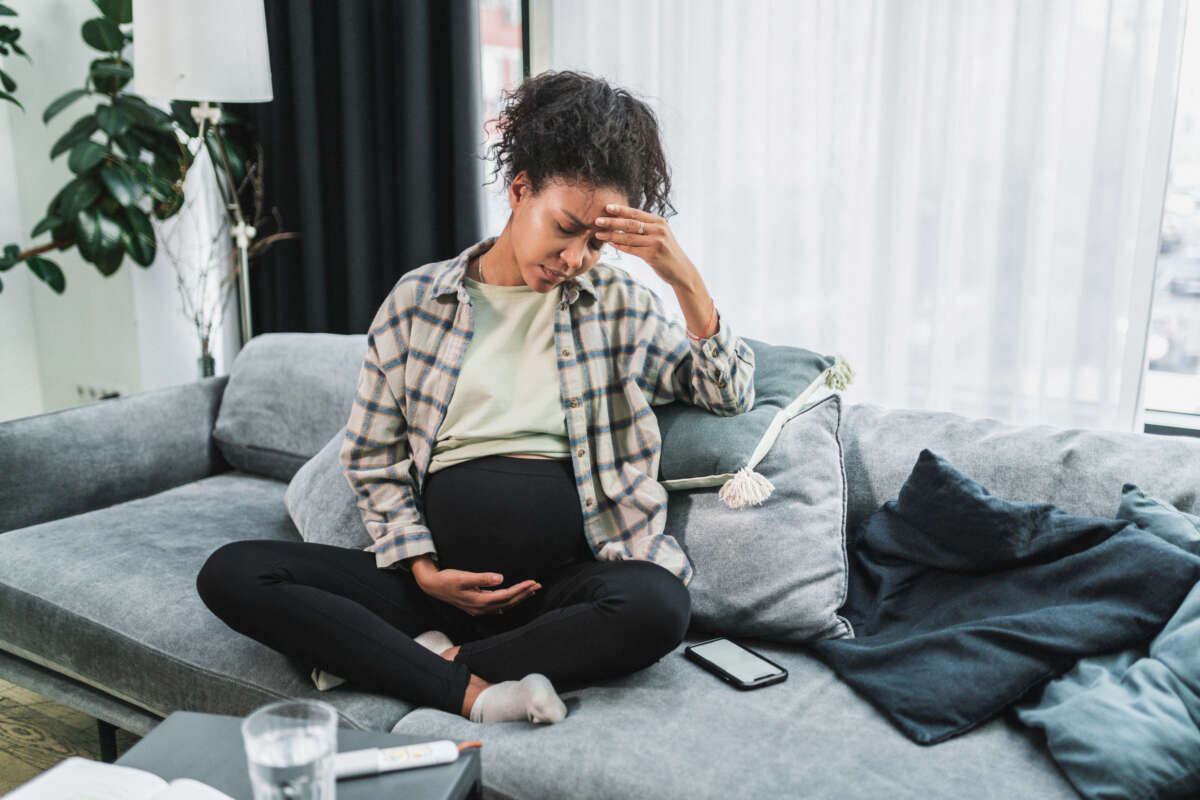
[{"x1": 196, "y1": 70, "x2": 756, "y2": 724}]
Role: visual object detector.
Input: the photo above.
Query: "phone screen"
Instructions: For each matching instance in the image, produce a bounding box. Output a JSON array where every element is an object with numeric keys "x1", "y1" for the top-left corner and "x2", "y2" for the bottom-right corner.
[{"x1": 691, "y1": 639, "x2": 782, "y2": 684}]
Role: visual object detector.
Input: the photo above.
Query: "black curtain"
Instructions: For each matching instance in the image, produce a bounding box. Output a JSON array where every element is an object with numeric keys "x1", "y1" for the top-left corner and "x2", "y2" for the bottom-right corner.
[{"x1": 226, "y1": 0, "x2": 484, "y2": 336}]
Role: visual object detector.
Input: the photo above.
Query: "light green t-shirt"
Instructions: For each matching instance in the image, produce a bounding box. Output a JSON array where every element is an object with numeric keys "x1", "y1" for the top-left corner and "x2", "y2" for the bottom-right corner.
[{"x1": 427, "y1": 275, "x2": 571, "y2": 474}]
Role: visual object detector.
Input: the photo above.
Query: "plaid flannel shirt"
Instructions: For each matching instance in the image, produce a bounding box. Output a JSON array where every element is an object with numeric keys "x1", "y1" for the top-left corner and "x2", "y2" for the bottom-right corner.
[{"x1": 339, "y1": 235, "x2": 756, "y2": 587}]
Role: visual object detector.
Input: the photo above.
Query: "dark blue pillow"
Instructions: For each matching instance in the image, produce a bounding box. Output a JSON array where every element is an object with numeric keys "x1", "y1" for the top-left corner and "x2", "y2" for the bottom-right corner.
[{"x1": 1012, "y1": 485, "x2": 1200, "y2": 800}]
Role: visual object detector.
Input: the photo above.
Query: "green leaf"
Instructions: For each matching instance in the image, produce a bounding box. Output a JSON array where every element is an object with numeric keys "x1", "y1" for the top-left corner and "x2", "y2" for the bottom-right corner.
[
  {"x1": 99, "y1": 163, "x2": 139, "y2": 206},
  {"x1": 114, "y1": 95, "x2": 173, "y2": 131},
  {"x1": 149, "y1": 147, "x2": 183, "y2": 182},
  {"x1": 0, "y1": 242, "x2": 18, "y2": 269},
  {"x1": 153, "y1": 185, "x2": 184, "y2": 220},
  {"x1": 27, "y1": 255, "x2": 66, "y2": 293},
  {"x1": 31, "y1": 214, "x2": 63, "y2": 238},
  {"x1": 120, "y1": 205, "x2": 155, "y2": 266},
  {"x1": 0, "y1": 67, "x2": 14, "y2": 92},
  {"x1": 0, "y1": 5, "x2": 17, "y2": 16},
  {"x1": 82, "y1": 17, "x2": 123, "y2": 52},
  {"x1": 0, "y1": 90, "x2": 21, "y2": 110},
  {"x1": 95, "y1": 103, "x2": 132, "y2": 136},
  {"x1": 9, "y1": 40, "x2": 25, "y2": 59},
  {"x1": 89, "y1": 58, "x2": 132, "y2": 93},
  {"x1": 50, "y1": 113, "x2": 98, "y2": 159},
  {"x1": 206, "y1": 130, "x2": 246, "y2": 187},
  {"x1": 67, "y1": 139, "x2": 109, "y2": 174},
  {"x1": 0, "y1": 24, "x2": 15, "y2": 42},
  {"x1": 148, "y1": 175, "x2": 175, "y2": 202},
  {"x1": 75, "y1": 206, "x2": 125, "y2": 275},
  {"x1": 43, "y1": 88, "x2": 89, "y2": 124},
  {"x1": 170, "y1": 101, "x2": 199, "y2": 138},
  {"x1": 54, "y1": 176, "x2": 102, "y2": 220},
  {"x1": 114, "y1": 131, "x2": 140, "y2": 159},
  {"x1": 95, "y1": 0, "x2": 131, "y2": 24}
]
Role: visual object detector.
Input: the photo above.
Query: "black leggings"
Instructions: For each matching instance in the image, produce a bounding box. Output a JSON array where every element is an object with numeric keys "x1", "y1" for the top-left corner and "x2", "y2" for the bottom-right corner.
[{"x1": 195, "y1": 455, "x2": 692, "y2": 716}]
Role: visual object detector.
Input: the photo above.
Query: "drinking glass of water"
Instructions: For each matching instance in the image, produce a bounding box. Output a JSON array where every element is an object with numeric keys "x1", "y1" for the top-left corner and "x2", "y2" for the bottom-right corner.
[{"x1": 241, "y1": 699, "x2": 339, "y2": 800}]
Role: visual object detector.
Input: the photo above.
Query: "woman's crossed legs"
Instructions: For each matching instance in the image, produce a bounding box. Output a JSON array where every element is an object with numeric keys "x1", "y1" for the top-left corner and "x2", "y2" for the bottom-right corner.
[{"x1": 195, "y1": 539, "x2": 690, "y2": 719}]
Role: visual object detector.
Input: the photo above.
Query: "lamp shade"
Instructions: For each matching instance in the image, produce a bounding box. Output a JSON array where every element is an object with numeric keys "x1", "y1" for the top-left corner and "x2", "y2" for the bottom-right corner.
[{"x1": 132, "y1": 0, "x2": 273, "y2": 103}]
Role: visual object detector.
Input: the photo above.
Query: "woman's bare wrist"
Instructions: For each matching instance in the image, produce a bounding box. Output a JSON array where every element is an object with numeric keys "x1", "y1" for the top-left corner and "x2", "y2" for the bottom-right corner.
[{"x1": 408, "y1": 555, "x2": 438, "y2": 585}]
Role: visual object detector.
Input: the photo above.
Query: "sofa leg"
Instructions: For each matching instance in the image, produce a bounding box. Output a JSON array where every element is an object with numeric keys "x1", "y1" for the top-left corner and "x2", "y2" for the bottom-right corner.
[{"x1": 97, "y1": 719, "x2": 118, "y2": 763}]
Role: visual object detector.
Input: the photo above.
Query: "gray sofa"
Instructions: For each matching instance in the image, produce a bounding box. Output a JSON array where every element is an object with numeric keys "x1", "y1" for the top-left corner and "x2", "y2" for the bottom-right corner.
[{"x1": 4, "y1": 332, "x2": 1200, "y2": 799}]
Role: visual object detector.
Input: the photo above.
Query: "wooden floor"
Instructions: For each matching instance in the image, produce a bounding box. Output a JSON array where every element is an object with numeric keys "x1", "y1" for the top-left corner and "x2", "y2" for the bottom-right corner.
[{"x1": 0, "y1": 677, "x2": 142, "y2": 793}]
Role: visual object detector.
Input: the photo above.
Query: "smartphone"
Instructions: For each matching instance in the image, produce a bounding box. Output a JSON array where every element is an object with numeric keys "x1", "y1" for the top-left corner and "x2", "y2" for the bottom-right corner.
[{"x1": 684, "y1": 637, "x2": 788, "y2": 690}]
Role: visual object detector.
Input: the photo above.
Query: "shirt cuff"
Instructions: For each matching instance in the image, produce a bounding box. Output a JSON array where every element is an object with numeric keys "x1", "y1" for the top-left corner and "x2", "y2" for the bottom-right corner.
[{"x1": 364, "y1": 525, "x2": 438, "y2": 570}]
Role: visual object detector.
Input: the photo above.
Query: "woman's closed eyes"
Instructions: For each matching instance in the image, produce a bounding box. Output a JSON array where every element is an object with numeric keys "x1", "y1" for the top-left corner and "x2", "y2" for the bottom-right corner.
[{"x1": 557, "y1": 224, "x2": 604, "y2": 250}]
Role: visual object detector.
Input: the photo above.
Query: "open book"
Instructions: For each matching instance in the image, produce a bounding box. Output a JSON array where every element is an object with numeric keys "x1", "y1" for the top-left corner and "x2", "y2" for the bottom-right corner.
[{"x1": 3, "y1": 756, "x2": 233, "y2": 800}]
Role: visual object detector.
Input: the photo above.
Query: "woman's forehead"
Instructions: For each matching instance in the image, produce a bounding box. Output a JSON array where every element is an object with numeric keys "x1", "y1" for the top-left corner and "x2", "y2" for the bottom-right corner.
[{"x1": 540, "y1": 179, "x2": 629, "y2": 211}]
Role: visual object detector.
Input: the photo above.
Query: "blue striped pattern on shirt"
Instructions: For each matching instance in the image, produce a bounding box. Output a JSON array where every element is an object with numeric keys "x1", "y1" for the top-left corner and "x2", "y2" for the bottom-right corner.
[{"x1": 339, "y1": 235, "x2": 756, "y2": 586}]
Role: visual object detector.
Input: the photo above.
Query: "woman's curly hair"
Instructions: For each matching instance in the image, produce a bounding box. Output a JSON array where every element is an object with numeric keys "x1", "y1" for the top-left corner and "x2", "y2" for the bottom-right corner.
[{"x1": 484, "y1": 70, "x2": 677, "y2": 220}]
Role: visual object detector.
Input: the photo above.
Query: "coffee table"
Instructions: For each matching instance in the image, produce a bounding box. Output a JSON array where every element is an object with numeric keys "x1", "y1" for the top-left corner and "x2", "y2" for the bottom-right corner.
[{"x1": 115, "y1": 710, "x2": 482, "y2": 799}]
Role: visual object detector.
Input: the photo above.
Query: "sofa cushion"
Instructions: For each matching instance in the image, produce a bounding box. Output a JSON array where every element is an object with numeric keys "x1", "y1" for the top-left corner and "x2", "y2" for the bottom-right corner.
[
  {"x1": 0, "y1": 472, "x2": 414, "y2": 733},
  {"x1": 288, "y1": 394, "x2": 852, "y2": 644},
  {"x1": 285, "y1": 429, "x2": 373, "y2": 549},
  {"x1": 212, "y1": 333, "x2": 365, "y2": 482},
  {"x1": 670, "y1": 392, "x2": 852, "y2": 643},
  {"x1": 841, "y1": 401, "x2": 1200, "y2": 549},
  {"x1": 390, "y1": 632, "x2": 1081, "y2": 800},
  {"x1": 655, "y1": 338, "x2": 852, "y2": 506}
]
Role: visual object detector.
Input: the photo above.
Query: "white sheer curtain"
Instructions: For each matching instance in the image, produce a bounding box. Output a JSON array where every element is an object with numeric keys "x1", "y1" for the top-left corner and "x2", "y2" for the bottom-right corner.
[{"x1": 532, "y1": 0, "x2": 1187, "y2": 432}]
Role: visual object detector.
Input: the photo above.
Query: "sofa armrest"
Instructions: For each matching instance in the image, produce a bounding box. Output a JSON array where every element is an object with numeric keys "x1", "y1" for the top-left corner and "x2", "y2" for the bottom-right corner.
[{"x1": 0, "y1": 375, "x2": 230, "y2": 533}]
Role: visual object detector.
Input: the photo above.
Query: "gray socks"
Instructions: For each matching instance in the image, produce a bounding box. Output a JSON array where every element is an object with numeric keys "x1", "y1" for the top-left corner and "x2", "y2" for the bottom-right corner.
[
  {"x1": 312, "y1": 630, "x2": 569, "y2": 725},
  {"x1": 310, "y1": 630, "x2": 455, "y2": 691},
  {"x1": 468, "y1": 674, "x2": 568, "y2": 724},
  {"x1": 414, "y1": 630, "x2": 454, "y2": 656},
  {"x1": 418, "y1": 631, "x2": 567, "y2": 723}
]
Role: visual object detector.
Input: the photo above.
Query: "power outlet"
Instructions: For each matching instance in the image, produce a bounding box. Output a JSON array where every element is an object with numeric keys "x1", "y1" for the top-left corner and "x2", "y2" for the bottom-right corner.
[{"x1": 75, "y1": 383, "x2": 124, "y2": 402}]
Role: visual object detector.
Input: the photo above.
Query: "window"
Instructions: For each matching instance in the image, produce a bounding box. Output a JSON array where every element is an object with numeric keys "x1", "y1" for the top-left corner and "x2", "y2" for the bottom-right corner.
[
  {"x1": 1147, "y1": 9, "x2": 1200, "y2": 435},
  {"x1": 479, "y1": 0, "x2": 524, "y2": 237}
]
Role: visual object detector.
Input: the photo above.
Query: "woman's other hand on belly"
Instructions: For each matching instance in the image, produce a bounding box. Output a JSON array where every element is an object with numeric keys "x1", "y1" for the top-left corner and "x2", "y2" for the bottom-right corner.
[{"x1": 414, "y1": 562, "x2": 542, "y2": 616}]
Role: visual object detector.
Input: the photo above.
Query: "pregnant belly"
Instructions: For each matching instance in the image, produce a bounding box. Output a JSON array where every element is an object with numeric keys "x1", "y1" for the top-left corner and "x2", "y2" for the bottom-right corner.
[{"x1": 423, "y1": 458, "x2": 589, "y2": 587}]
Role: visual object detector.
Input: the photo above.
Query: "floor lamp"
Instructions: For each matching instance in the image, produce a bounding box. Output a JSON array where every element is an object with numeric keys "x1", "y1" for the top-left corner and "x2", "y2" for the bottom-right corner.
[{"x1": 131, "y1": 0, "x2": 274, "y2": 347}]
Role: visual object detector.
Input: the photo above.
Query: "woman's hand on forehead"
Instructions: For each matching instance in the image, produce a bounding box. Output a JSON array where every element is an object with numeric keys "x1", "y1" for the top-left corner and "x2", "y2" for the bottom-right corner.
[{"x1": 592, "y1": 203, "x2": 696, "y2": 288}]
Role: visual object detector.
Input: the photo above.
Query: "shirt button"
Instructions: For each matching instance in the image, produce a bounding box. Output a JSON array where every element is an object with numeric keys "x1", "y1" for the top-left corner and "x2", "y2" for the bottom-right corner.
[
  {"x1": 569, "y1": 398, "x2": 580, "y2": 408},
  {"x1": 561, "y1": 348, "x2": 571, "y2": 357},
  {"x1": 585, "y1": 497, "x2": 594, "y2": 507},
  {"x1": 560, "y1": 301, "x2": 568, "y2": 310},
  {"x1": 577, "y1": 447, "x2": 585, "y2": 457}
]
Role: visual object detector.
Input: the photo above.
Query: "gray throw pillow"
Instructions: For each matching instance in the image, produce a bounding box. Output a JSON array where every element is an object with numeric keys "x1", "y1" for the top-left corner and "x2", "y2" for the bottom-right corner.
[
  {"x1": 284, "y1": 429, "x2": 372, "y2": 549},
  {"x1": 213, "y1": 333, "x2": 365, "y2": 483},
  {"x1": 668, "y1": 392, "x2": 853, "y2": 643},
  {"x1": 656, "y1": 338, "x2": 853, "y2": 511}
]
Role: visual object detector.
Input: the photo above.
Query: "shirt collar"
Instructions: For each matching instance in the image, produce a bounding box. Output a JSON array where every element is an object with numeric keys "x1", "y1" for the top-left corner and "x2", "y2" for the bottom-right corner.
[{"x1": 431, "y1": 235, "x2": 597, "y2": 305}]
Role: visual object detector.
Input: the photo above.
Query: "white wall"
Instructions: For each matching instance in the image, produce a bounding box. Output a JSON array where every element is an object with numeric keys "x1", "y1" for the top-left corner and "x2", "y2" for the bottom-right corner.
[
  {"x1": 0, "y1": 97, "x2": 44, "y2": 421},
  {"x1": 0, "y1": 1, "x2": 241, "y2": 422}
]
